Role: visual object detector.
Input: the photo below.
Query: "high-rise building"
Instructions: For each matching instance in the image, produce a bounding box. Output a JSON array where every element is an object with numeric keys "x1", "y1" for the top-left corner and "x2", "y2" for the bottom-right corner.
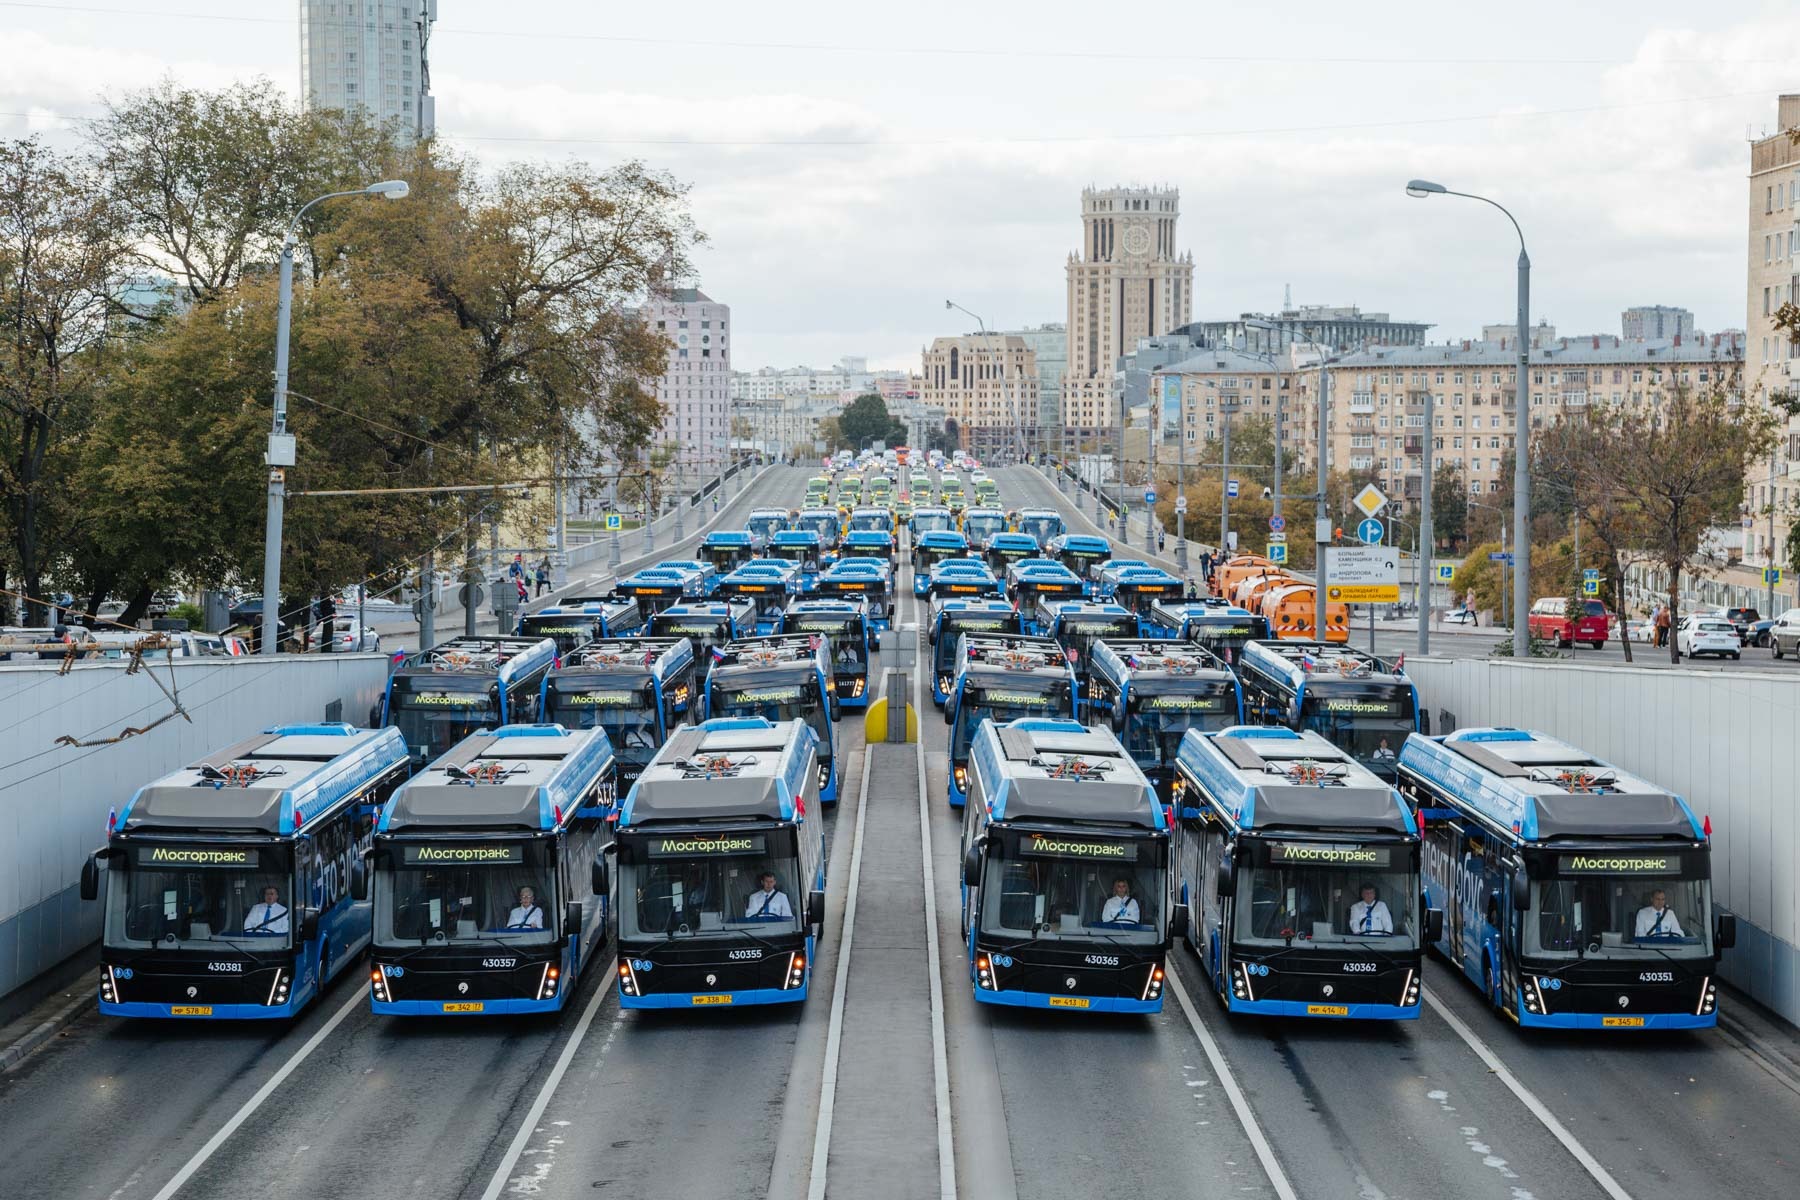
[
  {"x1": 1062, "y1": 186, "x2": 1194, "y2": 445},
  {"x1": 1622, "y1": 305, "x2": 1695, "y2": 342},
  {"x1": 643, "y1": 286, "x2": 732, "y2": 475},
  {"x1": 300, "y1": 0, "x2": 436, "y2": 143},
  {"x1": 1001, "y1": 323, "x2": 1066, "y2": 446},
  {"x1": 921, "y1": 334, "x2": 1039, "y2": 459}
]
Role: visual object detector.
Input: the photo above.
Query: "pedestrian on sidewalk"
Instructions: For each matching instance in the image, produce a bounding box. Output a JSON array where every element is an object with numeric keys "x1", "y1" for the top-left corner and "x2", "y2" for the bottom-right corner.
[
  {"x1": 1157, "y1": 530, "x2": 1167, "y2": 552},
  {"x1": 1654, "y1": 604, "x2": 1671, "y2": 648},
  {"x1": 535, "y1": 556, "x2": 551, "y2": 597}
]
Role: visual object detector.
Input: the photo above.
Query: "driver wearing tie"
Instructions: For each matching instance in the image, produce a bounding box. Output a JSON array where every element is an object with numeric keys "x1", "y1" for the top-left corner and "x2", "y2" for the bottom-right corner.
[
  {"x1": 744, "y1": 872, "x2": 793, "y2": 920},
  {"x1": 1348, "y1": 884, "x2": 1394, "y2": 935},
  {"x1": 244, "y1": 886, "x2": 289, "y2": 934}
]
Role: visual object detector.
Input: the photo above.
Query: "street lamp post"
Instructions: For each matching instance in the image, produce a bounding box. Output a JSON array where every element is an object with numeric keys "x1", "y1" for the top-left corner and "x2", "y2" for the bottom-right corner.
[
  {"x1": 1406, "y1": 179, "x2": 1529, "y2": 656},
  {"x1": 261, "y1": 179, "x2": 409, "y2": 656}
]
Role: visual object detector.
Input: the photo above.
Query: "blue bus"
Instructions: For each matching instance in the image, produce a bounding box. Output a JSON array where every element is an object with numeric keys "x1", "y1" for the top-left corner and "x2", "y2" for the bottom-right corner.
[
  {"x1": 540, "y1": 637, "x2": 698, "y2": 788},
  {"x1": 745, "y1": 508, "x2": 791, "y2": 551},
  {"x1": 1046, "y1": 602, "x2": 1139, "y2": 703},
  {"x1": 929, "y1": 600, "x2": 1021, "y2": 706},
  {"x1": 381, "y1": 635, "x2": 559, "y2": 768},
  {"x1": 516, "y1": 596, "x2": 645, "y2": 654},
  {"x1": 83, "y1": 723, "x2": 411, "y2": 1019},
  {"x1": 707, "y1": 634, "x2": 841, "y2": 804},
  {"x1": 1399, "y1": 728, "x2": 1731, "y2": 1030},
  {"x1": 944, "y1": 634, "x2": 1078, "y2": 807},
  {"x1": 608, "y1": 718, "x2": 827, "y2": 1009},
  {"x1": 699, "y1": 530, "x2": 757, "y2": 575},
  {"x1": 910, "y1": 505, "x2": 955, "y2": 536},
  {"x1": 649, "y1": 600, "x2": 755, "y2": 685},
  {"x1": 816, "y1": 559, "x2": 894, "y2": 629},
  {"x1": 961, "y1": 506, "x2": 1009, "y2": 548},
  {"x1": 958, "y1": 718, "x2": 1181, "y2": 1013},
  {"x1": 1045, "y1": 534, "x2": 1112, "y2": 595},
  {"x1": 1014, "y1": 507, "x2": 1066, "y2": 547},
  {"x1": 1005, "y1": 563, "x2": 1084, "y2": 635},
  {"x1": 784, "y1": 598, "x2": 874, "y2": 710},
  {"x1": 718, "y1": 561, "x2": 801, "y2": 635},
  {"x1": 652, "y1": 560, "x2": 721, "y2": 599},
  {"x1": 366, "y1": 724, "x2": 615, "y2": 1016},
  {"x1": 1174, "y1": 726, "x2": 1434, "y2": 1021},
  {"x1": 983, "y1": 531, "x2": 1040, "y2": 575},
  {"x1": 846, "y1": 506, "x2": 896, "y2": 536},
  {"x1": 769, "y1": 529, "x2": 825, "y2": 590},
  {"x1": 792, "y1": 508, "x2": 843, "y2": 558},
  {"x1": 842, "y1": 528, "x2": 896, "y2": 566},
  {"x1": 912, "y1": 530, "x2": 970, "y2": 595},
  {"x1": 1235, "y1": 640, "x2": 1420, "y2": 781},
  {"x1": 616, "y1": 566, "x2": 702, "y2": 617},
  {"x1": 1106, "y1": 565, "x2": 1183, "y2": 619},
  {"x1": 1147, "y1": 599, "x2": 1271, "y2": 665},
  {"x1": 926, "y1": 559, "x2": 1002, "y2": 607},
  {"x1": 1088, "y1": 639, "x2": 1242, "y2": 802}
]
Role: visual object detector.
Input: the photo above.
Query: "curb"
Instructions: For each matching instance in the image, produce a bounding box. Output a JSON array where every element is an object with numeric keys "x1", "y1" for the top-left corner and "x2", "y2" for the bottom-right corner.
[{"x1": 0, "y1": 990, "x2": 94, "y2": 1073}]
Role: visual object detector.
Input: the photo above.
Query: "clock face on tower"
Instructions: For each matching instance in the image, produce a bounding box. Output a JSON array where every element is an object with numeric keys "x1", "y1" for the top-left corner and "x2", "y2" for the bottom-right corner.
[{"x1": 1123, "y1": 223, "x2": 1153, "y2": 258}]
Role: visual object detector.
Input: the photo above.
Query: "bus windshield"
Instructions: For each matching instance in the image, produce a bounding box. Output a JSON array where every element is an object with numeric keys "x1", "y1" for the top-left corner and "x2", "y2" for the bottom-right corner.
[
  {"x1": 105, "y1": 844, "x2": 293, "y2": 952},
  {"x1": 1297, "y1": 692, "x2": 1415, "y2": 775},
  {"x1": 1056, "y1": 616, "x2": 1138, "y2": 666},
  {"x1": 618, "y1": 830, "x2": 802, "y2": 940},
  {"x1": 771, "y1": 545, "x2": 821, "y2": 572},
  {"x1": 376, "y1": 840, "x2": 557, "y2": 946},
  {"x1": 518, "y1": 615, "x2": 596, "y2": 655},
  {"x1": 713, "y1": 679, "x2": 831, "y2": 751},
  {"x1": 931, "y1": 617, "x2": 1019, "y2": 678},
  {"x1": 1524, "y1": 858, "x2": 1712, "y2": 960},
  {"x1": 747, "y1": 515, "x2": 786, "y2": 543},
  {"x1": 1124, "y1": 690, "x2": 1238, "y2": 766},
  {"x1": 1234, "y1": 841, "x2": 1419, "y2": 950},
  {"x1": 980, "y1": 831, "x2": 1165, "y2": 945},
  {"x1": 849, "y1": 513, "x2": 890, "y2": 533},
  {"x1": 964, "y1": 515, "x2": 1005, "y2": 544},
  {"x1": 789, "y1": 618, "x2": 866, "y2": 674},
  {"x1": 543, "y1": 684, "x2": 662, "y2": 767},
  {"x1": 951, "y1": 680, "x2": 1072, "y2": 760},
  {"x1": 913, "y1": 511, "x2": 954, "y2": 534},
  {"x1": 702, "y1": 545, "x2": 752, "y2": 573},
  {"x1": 389, "y1": 681, "x2": 498, "y2": 767},
  {"x1": 1018, "y1": 515, "x2": 1063, "y2": 544},
  {"x1": 796, "y1": 515, "x2": 839, "y2": 545},
  {"x1": 1186, "y1": 618, "x2": 1268, "y2": 663}
]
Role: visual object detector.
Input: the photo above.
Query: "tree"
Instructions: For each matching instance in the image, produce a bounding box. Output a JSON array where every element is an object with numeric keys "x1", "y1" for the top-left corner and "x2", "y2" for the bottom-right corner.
[
  {"x1": 836, "y1": 393, "x2": 906, "y2": 451},
  {"x1": 1430, "y1": 461, "x2": 1468, "y2": 549}
]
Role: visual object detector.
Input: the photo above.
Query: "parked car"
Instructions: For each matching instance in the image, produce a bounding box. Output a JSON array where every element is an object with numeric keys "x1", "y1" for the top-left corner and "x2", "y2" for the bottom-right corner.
[
  {"x1": 1526, "y1": 597, "x2": 1613, "y2": 647},
  {"x1": 316, "y1": 616, "x2": 380, "y2": 653},
  {"x1": 1443, "y1": 608, "x2": 1478, "y2": 625},
  {"x1": 1676, "y1": 614, "x2": 1741, "y2": 659},
  {"x1": 1768, "y1": 609, "x2": 1800, "y2": 659},
  {"x1": 1625, "y1": 617, "x2": 1657, "y2": 644},
  {"x1": 1748, "y1": 616, "x2": 1775, "y2": 647},
  {"x1": 1717, "y1": 606, "x2": 1761, "y2": 644}
]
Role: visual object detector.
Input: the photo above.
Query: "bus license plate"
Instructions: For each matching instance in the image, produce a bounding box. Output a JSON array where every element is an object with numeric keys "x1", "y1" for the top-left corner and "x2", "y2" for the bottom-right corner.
[
  {"x1": 170, "y1": 1006, "x2": 212, "y2": 1016},
  {"x1": 1602, "y1": 1016, "x2": 1644, "y2": 1027},
  {"x1": 692, "y1": 994, "x2": 734, "y2": 1005},
  {"x1": 1307, "y1": 1004, "x2": 1350, "y2": 1016},
  {"x1": 1048, "y1": 997, "x2": 1090, "y2": 1009},
  {"x1": 442, "y1": 1002, "x2": 484, "y2": 1013}
]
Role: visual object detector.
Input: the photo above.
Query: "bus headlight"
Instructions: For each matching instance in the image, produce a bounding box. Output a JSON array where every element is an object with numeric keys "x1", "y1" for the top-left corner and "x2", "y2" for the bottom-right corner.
[
  {"x1": 850, "y1": 677, "x2": 865, "y2": 698},
  {"x1": 1521, "y1": 975, "x2": 1544, "y2": 1015},
  {"x1": 618, "y1": 958, "x2": 640, "y2": 997},
  {"x1": 1697, "y1": 976, "x2": 1717, "y2": 1016},
  {"x1": 818, "y1": 762, "x2": 831, "y2": 788},
  {"x1": 537, "y1": 964, "x2": 560, "y2": 1001},
  {"x1": 785, "y1": 952, "x2": 807, "y2": 989},
  {"x1": 370, "y1": 967, "x2": 391, "y2": 1004},
  {"x1": 100, "y1": 966, "x2": 118, "y2": 1003},
  {"x1": 1401, "y1": 969, "x2": 1419, "y2": 1007},
  {"x1": 938, "y1": 674, "x2": 952, "y2": 696},
  {"x1": 267, "y1": 969, "x2": 290, "y2": 1007},
  {"x1": 1142, "y1": 965, "x2": 1165, "y2": 1002},
  {"x1": 976, "y1": 954, "x2": 996, "y2": 990},
  {"x1": 1231, "y1": 962, "x2": 1254, "y2": 1002},
  {"x1": 954, "y1": 765, "x2": 968, "y2": 794}
]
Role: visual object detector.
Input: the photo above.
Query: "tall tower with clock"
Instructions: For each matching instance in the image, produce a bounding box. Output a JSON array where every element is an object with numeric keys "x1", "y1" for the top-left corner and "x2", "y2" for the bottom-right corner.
[{"x1": 1061, "y1": 186, "x2": 1194, "y2": 446}]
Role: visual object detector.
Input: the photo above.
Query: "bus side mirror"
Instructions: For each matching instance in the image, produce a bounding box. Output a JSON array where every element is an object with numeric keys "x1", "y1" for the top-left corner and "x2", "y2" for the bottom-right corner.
[
  {"x1": 591, "y1": 857, "x2": 609, "y2": 896},
  {"x1": 300, "y1": 909, "x2": 321, "y2": 943},
  {"x1": 1510, "y1": 872, "x2": 1531, "y2": 912},
  {"x1": 1216, "y1": 857, "x2": 1236, "y2": 899},
  {"x1": 944, "y1": 703, "x2": 955, "y2": 726},
  {"x1": 1715, "y1": 912, "x2": 1737, "y2": 950},
  {"x1": 808, "y1": 890, "x2": 826, "y2": 928},
  {"x1": 1419, "y1": 709, "x2": 1432, "y2": 736},
  {"x1": 79, "y1": 854, "x2": 100, "y2": 902},
  {"x1": 1170, "y1": 903, "x2": 1190, "y2": 940},
  {"x1": 830, "y1": 695, "x2": 842, "y2": 722},
  {"x1": 564, "y1": 902, "x2": 583, "y2": 941},
  {"x1": 1425, "y1": 906, "x2": 1445, "y2": 943},
  {"x1": 350, "y1": 860, "x2": 367, "y2": 902},
  {"x1": 962, "y1": 841, "x2": 983, "y2": 888}
]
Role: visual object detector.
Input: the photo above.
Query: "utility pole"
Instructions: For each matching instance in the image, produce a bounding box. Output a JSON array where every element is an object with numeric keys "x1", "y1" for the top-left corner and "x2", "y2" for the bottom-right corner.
[
  {"x1": 1416, "y1": 387, "x2": 1435, "y2": 655},
  {"x1": 1220, "y1": 400, "x2": 1233, "y2": 552},
  {"x1": 1313, "y1": 358, "x2": 1330, "y2": 640}
]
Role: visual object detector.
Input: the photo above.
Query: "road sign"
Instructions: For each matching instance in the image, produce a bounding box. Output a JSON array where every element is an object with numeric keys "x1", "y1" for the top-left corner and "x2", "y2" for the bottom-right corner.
[
  {"x1": 1582, "y1": 579, "x2": 1600, "y2": 596},
  {"x1": 1765, "y1": 567, "x2": 1785, "y2": 585},
  {"x1": 1268, "y1": 531, "x2": 1287, "y2": 542},
  {"x1": 1144, "y1": 489, "x2": 1157, "y2": 504},
  {"x1": 1174, "y1": 494, "x2": 1188, "y2": 514},
  {"x1": 1325, "y1": 546, "x2": 1400, "y2": 603},
  {"x1": 1269, "y1": 514, "x2": 1287, "y2": 533},
  {"x1": 1357, "y1": 517, "x2": 1385, "y2": 545},
  {"x1": 1583, "y1": 567, "x2": 1599, "y2": 581},
  {"x1": 1352, "y1": 483, "x2": 1388, "y2": 517},
  {"x1": 458, "y1": 582, "x2": 485, "y2": 611},
  {"x1": 1488, "y1": 551, "x2": 1514, "y2": 563},
  {"x1": 605, "y1": 513, "x2": 622, "y2": 531},
  {"x1": 1226, "y1": 479, "x2": 1240, "y2": 498},
  {"x1": 1268, "y1": 542, "x2": 1288, "y2": 564},
  {"x1": 1436, "y1": 564, "x2": 1456, "y2": 582}
]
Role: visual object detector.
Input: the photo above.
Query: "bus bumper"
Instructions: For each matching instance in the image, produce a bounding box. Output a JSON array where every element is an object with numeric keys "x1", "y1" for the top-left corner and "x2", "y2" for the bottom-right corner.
[
  {"x1": 913, "y1": 579, "x2": 930, "y2": 596},
  {"x1": 371, "y1": 996, "x2": 564, "y2": 1016},
  {"x1": 99, "y1": 998, "x2": 302, "y2": 1020},
  {"x1": 1227, "y1": 996, "x2": 1421, "y2": 1020},
  {"x1": 974, "y1": 989, "x2": 1161, "y2": 1014},
  {"x1": 821, "y1": 767, "x2": 839, "y2": 805},
  {"x1": 620, "y1": 983, "x2": 805, "y2": 1009},
  {"x1": 1517, "y1": 1009, "x2": 1717, "y2": 1031}
]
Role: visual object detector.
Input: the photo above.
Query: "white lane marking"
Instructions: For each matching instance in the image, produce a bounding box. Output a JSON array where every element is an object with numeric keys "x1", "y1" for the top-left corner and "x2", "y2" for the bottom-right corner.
[
  {"x1": 478, "y1": 962, "x2": 619, "y2": 1200},
  {"x1": 1167, "y1": 968, "x2": 1300, "y2": 1200},
  {"x1": 911, "y1": 571, "x2": 959, "y2": 1200},
  {"x1": 150, "y1": 986, "x2": 365, "y2": 1200},
  {"x1": 1423, "y1": 991, "x2": 1633, "y2": 1200},
  {"x1": 806, "y1": 715, "x2": 875, "y2": 1200}
]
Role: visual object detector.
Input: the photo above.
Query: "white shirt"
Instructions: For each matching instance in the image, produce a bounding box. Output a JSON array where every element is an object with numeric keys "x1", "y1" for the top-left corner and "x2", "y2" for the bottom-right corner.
[
  {"x1": 745, "y1": 888, "x2": 793, "y2": 919},
  {"x1": 244, "y1": 902, "x2": 288, "y2": 934},
  {"x1": 1101, "y1": 895, "x2": 1140, "y2": 923},
  {"x1": 1635, "y1": 904, "x2": 1684, "y2": 937},
  {"x1": 1349, "y1": 899, "x2": 1394, "y2": 934},
  {"x1": 505, "y1": 904, "x2": 545, "y2": 929}
]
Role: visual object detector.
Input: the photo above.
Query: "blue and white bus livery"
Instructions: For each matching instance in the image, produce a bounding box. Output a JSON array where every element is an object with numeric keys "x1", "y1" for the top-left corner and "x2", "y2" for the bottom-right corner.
[
  {"x1": 958, "y1": 719, "x2": 1182, "y2": 1013},
  {"x1": 961, "y1": 506, "x2": 1008, "y2": 548},
  {"x1": 540, "y1": 638, "x2": 697, "y2": 788},
  {"x1": 699, "y1": 530, "x2": 757, "y2": 575},
  {"x1": 718, "y1": 562, "x2": 800, "y2": 635},
  {"x1": 769, "y1": 529, "x2": 825, "y2": 591},
  {"x1": 983, "y1": 532, "x2": 1040, "y2": 575},
  {"x1": 610, "y1": 718, "x2": 826, "y2": 1009},
  {"x1": 649, "y1": 600, "x2": 755, "y2": 684},
  {"x1": 1147, "y1": 599, "x2": 1270, "y2": 664},
  {"x1": 1399, "y1": 728, "x2": 1731, "y2": 1030},
  {"x1": 909, "y1": 505, "x2": 955, "y2": 536},
  {"x1": 366, "y1": 724, "x2": 615, "y2": 1016},
  {"x1": 1006, "y1": 563, "x2": 1084, "y2": 635},
  {"x1": 1106, "y1": 565, "x2": 1183, "y2": 618},
  {"x1": 926, "y1": 559, "x2": 1002, "y2": 606},
  {"x1": 1088, "y1": 640, "x2": 1242, "y2": 802},
  {"x1": 517, "y1": 596, "x2": 645, "y2": 654},
  {"x1": 82, "y1": 723, "x2": 411, "y2": 1019},
  {"x1": 745, "y1": 508, "x2": 790, "y2": 550},
  {"x1": 816, "y1": 559, "x2": 894, "y2": 628},
  {"x1": 1045, "y1": 534, "x2": 1112, "y2": 596},
  {"x1": 1014, "y1": 508, "x2": 1066, "y2": 547},
  {"x1": 381, "y1": 636, "x2": 559, "y2": 769},
  {"x1": 842, "y1": 528, "x2": 896, "y2": 566},
  {"x1": 616, "y1": 567, "x2": 701, "y2": 617},
  {"x1": 784, "y1": 599, "x2": 874, "y2": 710},
  {"x1": 912, "y1": 530, "x2": 970, "y2": 595},
  {"x1": 1046, "y1": 602, "x2": 1139, "y2": 701},
  {"x1": 1235, "y1": 641, "x2": 1420, "y2": 781},
  {"x1": 706, "y1": 635, "x2": 841, "y2": 804},
  {"x1": 944, "y1": 634, "x2": 1078, "y2": 807},
  {"x1": 928, "y1": 600, "x2": 1021, "y2": 707},
  {"x1": 1173, "y1": 726, "x2": 1434, "y2": 1020}
]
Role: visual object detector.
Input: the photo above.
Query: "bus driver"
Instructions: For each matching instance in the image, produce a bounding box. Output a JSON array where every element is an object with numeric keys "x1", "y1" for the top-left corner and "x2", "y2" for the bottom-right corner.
[
  {"x1": 1100, "y1": 878, "x2": 1140, "y2": 924},
  {"x1": 1348, "y1": 884, "x2": 1394, "y2": 935},
  {"x1": 506, "y1": 886, "x2": 545, "y2": 930},
  {"x1": 245, "y1": 886, "x2": 289, "y2": 935},
  {"x1": 1635, "y1": 889, "x2": 1685, "y2": 938},
  {"x1": 745, "y1": 872, "x2": 793, "y2": 920}
]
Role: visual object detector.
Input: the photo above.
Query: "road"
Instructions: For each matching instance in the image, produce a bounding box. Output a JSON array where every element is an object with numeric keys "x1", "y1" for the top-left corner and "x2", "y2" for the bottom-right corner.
[{"x1": 5, "y1": 464, "x2": 1799, "y2": 1200}]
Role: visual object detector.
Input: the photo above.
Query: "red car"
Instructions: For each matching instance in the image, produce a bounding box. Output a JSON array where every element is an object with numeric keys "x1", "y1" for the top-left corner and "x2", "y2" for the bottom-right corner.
[{"x1": 1527, "y1": 597, "x2": 1613, "y2": 647}]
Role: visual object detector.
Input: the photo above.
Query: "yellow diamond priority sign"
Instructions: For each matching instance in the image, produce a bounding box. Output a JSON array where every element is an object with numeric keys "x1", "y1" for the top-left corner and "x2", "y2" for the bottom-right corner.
[{"x1": 1352, "y1": 484, "x2": 1388, "y2": 518}]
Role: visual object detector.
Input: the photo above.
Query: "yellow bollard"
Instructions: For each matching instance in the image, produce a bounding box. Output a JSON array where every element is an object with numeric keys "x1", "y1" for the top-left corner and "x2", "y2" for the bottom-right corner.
[{"x1": 863, "y1": 697, "x2": 919, "y2": 743}]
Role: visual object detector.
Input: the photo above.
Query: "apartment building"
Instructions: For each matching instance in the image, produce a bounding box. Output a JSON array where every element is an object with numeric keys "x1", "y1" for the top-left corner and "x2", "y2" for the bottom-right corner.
[
  {"x1": 922, "y1": 333, "x2": 1040, "y2": 459},
  {"x1": 299, "y1": 0, "x2": 435, "y2": 141},
  {"x1": 644, "y1": 287, "x2": 731, "y2": 474}
]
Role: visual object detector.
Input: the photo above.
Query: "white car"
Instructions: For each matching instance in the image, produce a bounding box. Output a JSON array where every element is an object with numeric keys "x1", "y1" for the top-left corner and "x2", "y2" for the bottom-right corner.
[
  {"x1": 1676, "y1": 616, "x2": 1740, "y2": 660},
  {"x1": 1443, "y1": 608, "x2": 1478, "y2": 626}
]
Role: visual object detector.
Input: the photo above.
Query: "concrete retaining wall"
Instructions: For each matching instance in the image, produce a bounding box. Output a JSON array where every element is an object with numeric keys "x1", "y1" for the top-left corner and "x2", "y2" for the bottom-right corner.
[
  {"x1": 0, "y1": 653, "x2": 391, "y2": 1000},
  {"x1": 1408, "y1": 655, "x2": 1800, "y2": 1024}
]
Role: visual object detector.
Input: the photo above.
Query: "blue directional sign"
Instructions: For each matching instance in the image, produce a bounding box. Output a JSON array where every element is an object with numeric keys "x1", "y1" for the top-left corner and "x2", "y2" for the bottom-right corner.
[
  {"x1": 1357, "y1": 518, "x2": 1384, "y2": 545},
  {"x1": 1144, "y1": 489, "x2": 1157, "y2": 505},
  {"x1": 1226, "y1": 479, "x2": 1240, "y2": 498},
  {"x1": 1488, "y1": 551, "x2": 1514, "y2": 563},
  {"x1": 1583, "y1": 568, "x2": 1599, "y2": 581},
  {"x1": 605, "y1": 513, "x2": 623, "y2": 531},
  {"x1": 1436, "y1": 564, "x2": 1455, "y2": 581},
  {"x1": 1269, "y1": 514, "x2": 1286, "y2": 533}
]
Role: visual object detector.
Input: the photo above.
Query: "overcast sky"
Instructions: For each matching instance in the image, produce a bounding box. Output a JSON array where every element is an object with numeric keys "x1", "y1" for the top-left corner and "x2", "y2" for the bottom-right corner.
[{"x1": 4, "y1": 1, "x2": 1799, "y2": 371}]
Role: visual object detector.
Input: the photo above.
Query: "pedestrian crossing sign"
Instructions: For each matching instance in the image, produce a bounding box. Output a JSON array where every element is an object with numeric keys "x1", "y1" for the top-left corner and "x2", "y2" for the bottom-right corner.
[
  {"x1": 1268, "y1": 542, "x2": 1288, "y2": 564},
  {"x1": 1765, "y1": 567, "x2": 1784, "y2": 585},
  {"x1": 1435, "y1": 564, "x2": 1455, "y2": 581},
  {"x1": 606, "y1": 513, "x2": 623, "y2": 531},
  {"x1": 1582, "y1": 579, "x2": 1600, "y2": 596}
]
